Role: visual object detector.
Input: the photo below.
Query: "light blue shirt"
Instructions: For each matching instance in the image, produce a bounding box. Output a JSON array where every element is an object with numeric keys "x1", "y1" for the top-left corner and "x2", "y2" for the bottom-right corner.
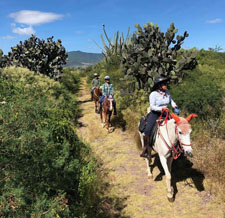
[{"x1": 149, "y1": 90, "x2": 177, "y2": 112}]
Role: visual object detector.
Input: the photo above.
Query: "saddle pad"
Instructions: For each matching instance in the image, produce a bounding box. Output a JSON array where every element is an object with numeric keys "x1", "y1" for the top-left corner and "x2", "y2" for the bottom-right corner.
[
  {"x1": 138, "y1": 113, "x2": 151, "y2": 133},
  {"x1": 138, "y1": 116, "x2": 146, "y2": 133}
]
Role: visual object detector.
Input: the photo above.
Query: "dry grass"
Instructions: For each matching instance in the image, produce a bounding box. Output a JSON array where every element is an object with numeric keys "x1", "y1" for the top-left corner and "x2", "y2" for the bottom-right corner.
[
  {"x1": 76, "y1": 78, "x2": 225, "y2": 218},
  {"x1": 193, "y1": 136, "x2": 225, "y2": 202}
]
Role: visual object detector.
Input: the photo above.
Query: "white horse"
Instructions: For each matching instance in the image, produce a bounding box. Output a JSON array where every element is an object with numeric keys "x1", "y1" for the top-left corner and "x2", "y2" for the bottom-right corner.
[{"x1": 136, "y1": 112, "x2": 197, "y2": 201}]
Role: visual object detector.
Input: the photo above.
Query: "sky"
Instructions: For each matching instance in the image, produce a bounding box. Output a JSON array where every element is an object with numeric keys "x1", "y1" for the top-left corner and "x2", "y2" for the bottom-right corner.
[{"x1": 0, "y1": 0, "x2": 225, "y2": 54}]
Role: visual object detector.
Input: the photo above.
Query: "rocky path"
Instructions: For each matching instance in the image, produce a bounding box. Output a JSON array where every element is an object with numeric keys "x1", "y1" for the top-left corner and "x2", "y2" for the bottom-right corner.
[{"x1": 77, "y1": 78, "x2": 224, "y2": 218}]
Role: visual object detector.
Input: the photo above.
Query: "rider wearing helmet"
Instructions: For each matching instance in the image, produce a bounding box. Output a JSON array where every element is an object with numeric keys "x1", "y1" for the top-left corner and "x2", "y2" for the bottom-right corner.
[
  {"x1": 140, "y1": 76, "x2": 180, "y2": 157},
  {"x1": 99, "y1": 75, "x2": 117, "y2": 115},
  {"x1": 91, "y1": 73, "x2": 100, "y2": 100}
]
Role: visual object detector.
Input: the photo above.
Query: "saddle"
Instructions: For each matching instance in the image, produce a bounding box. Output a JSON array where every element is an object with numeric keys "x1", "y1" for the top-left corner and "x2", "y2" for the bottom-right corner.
[{"x1": 139, "y1": 113, "x2": 163, "y2": 148}]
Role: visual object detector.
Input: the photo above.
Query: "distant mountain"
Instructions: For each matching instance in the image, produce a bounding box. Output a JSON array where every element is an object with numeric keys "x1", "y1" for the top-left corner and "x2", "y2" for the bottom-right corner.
[{"x1": 65, "y1": 51, "x2": 104, "y2": 68}]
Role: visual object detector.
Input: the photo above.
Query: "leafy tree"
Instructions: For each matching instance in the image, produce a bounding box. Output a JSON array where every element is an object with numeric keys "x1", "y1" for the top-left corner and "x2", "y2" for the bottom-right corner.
[
  {"x1": 121, "y1": 22, "x2": 197, "y2": 90},
  {"x1": 4, "y1": 35, "x2": 67, "y2": 78}
]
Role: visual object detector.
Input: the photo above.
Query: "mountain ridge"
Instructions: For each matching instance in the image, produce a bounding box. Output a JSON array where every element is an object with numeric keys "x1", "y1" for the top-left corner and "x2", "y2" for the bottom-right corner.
[{"x1": 65, "y1": 50, "x2": 104, "y2": 68}]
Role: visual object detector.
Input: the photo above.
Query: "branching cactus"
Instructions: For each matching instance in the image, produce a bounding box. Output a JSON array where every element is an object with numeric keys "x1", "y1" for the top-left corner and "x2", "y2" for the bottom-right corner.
[
  {"x1": 3, "y1": 35, "x2": 67, "y2": 79},
  {"x1": 121, "y1": 22, "x2": 197, "y2": 90},
  {"x1": 94, "y1": 24, "x2": 130, "y2": 62}
]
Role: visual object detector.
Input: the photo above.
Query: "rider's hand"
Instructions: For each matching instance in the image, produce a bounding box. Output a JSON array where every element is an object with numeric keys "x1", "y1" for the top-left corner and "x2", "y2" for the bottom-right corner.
[
  {"x1": 174, "y1": 108, "x2": 180, "y2": 115},
  {"x1": 161, "y1": 107, "x2": 169, "y2": 112}
]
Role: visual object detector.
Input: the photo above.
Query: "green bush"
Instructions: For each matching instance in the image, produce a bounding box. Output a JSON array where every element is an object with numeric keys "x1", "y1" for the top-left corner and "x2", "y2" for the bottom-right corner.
[
  {"x1": 170, "y1": 69, "x2": 224, "y2": 120},
  {"x1": 0, "y1": 67, "x2": 99, "y2": 217},
  {"x1": 61, "y1": 69, "x2": 81, "y2": 94}
]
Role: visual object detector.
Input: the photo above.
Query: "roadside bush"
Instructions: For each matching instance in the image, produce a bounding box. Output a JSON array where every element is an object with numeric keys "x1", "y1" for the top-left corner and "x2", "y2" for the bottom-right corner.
[
  {"x1": 0, "y1": 67, "x2": 99, "y2": 217},
  {"x1": 61, "y1": 68, "x2": 81, "y2": 94},
  {"x1": 170, "y1": 69, "x2": 224, "y2": 120}
]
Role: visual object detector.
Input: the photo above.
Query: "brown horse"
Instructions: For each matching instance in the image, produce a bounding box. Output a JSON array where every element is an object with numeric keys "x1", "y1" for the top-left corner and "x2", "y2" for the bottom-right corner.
[
  {"x1": 93, "y1": 87, "x2": 101, "y2": 113},
  {"x1": 100, "y1": 95, "x2": 113, "y2": 133}
]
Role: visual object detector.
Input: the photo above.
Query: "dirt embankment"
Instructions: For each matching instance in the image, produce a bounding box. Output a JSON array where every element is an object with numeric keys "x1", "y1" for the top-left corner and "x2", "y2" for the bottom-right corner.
[{"x1": 77, "y1": 78, "x2": 224, "y2": 218}]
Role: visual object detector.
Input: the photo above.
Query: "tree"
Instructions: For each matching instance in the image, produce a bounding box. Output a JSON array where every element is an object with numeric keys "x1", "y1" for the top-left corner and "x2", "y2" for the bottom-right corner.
[
  {"x1": 208, "y1": 45, "x2": 223, "y2": 52},
  {"x1": 121, "y1": 22, "x2": 197, "y2": 90},
  {"x1": 4, "y1": 35, "x2": 67, "y2": 78}
]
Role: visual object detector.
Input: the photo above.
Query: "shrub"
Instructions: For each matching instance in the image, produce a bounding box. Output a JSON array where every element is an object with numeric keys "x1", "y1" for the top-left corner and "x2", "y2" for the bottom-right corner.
[
  {"x1": 0, "y1": 67, "x2": 98, "y2": 217},
  {"x1": 60, "y1": 68, "x2": 81, "y2": 94},
  {"x1": 170, "y1": 69, "x2": 224, "y2": 120}
]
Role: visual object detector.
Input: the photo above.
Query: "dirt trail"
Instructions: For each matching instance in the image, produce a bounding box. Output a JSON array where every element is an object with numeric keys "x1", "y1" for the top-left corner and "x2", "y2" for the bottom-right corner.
[{"x1": 77, "y1": 78, "x2": 224, "y2": 218}]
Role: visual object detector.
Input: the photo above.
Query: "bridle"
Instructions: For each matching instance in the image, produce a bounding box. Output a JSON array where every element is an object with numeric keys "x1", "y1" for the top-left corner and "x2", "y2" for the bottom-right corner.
[{"x1": 157, "y1": 110, "x2": 192, "y2": 159}]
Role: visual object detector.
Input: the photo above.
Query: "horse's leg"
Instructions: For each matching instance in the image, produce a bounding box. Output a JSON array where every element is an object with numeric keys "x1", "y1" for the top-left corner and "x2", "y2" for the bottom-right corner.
[
  {"x1": 106, "y1": 112, "x2": 110, "y2": 132},
  {"x1": 94, "y1": 99, "x2": 97, "y2": 112},
  {"x1": 104, "y1": 111, "x2": 108, "y2": 129},
  {"x1": 159, "y1": 155, "x2": 174, "y2": 201},
  {"x1": 139, "y1": 133, "x2": 152, "y2": 178}
]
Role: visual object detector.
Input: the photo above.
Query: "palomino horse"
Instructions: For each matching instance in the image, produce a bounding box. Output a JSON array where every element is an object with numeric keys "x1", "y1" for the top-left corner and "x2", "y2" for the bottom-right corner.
[
  {"x1": 93, "y1": 87, "x2": 101, "y2": 113},
  {"x1": 136, "y1": 110, "x2": 197, "y2": 201},
  {"x1": 100, "y1": 95, "x2": 113, "y2": 133}
]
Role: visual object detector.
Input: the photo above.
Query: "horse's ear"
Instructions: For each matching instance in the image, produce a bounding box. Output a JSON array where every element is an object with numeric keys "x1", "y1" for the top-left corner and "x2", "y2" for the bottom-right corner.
[
  {"x1": 171, "y1": 113, "x2": 180, "y2": 123},
  {"x1": 186, "y1": 114, "x2": 198, "y2": 122}
]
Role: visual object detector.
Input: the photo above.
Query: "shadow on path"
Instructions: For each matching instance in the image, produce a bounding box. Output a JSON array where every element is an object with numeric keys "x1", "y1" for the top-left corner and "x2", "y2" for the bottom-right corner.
[{"x1": 150, "y1": 153, "x2": 205, "y2": 200}]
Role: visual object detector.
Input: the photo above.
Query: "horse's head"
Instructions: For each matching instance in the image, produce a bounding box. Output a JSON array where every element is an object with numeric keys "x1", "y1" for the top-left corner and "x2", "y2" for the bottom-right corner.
[
  {"x1": 107, "y1": 95, "x2": 113, "y2": 111},
  {"x1": 171, "y1": 113, "x2": 197, "y2": 157}
]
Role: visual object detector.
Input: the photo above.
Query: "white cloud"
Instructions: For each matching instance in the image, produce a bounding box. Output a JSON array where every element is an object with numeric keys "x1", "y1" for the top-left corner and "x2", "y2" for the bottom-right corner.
[
  {"x1": 12, "y1": 26, "x2": 35, "y2": 35},
  {"x1": 2, "y1": 35, "x2": 15, "y2": 39},
  {"x1": 206, "y1": 18, "x2": 222, "y2": 24},
  {"x1": 9, "y1": 10, "x2": 63, "y2": 26}
]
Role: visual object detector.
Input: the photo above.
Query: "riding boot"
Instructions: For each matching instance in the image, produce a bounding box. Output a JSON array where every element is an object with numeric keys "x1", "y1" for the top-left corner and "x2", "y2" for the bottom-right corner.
[
  {"x1": 113, "y1": 105, "x2": 117, "y2": 115},
  {"x1": 140, "y1": 135, "x2": 150, "y2": 158},
  {"x1": 99, "y1": 104, "x2": 102, "y2": 112}
]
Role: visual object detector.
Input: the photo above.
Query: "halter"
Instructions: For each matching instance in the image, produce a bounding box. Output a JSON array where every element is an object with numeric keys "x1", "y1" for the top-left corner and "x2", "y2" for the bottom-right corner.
[{"x1": 157, "y1": 110, "x2": 191, "y2": 160}]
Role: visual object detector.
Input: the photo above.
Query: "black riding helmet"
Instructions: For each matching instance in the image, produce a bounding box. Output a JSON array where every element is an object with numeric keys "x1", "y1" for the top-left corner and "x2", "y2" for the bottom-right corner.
[{"x1": 152, "y1": 76, "x2": 170, "y2": 91}]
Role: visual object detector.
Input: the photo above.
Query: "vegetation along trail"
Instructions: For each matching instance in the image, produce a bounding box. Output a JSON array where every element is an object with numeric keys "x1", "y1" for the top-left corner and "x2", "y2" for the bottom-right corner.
[{"x1": 77, "y1": 78, "x2": 224, "y2": 218}]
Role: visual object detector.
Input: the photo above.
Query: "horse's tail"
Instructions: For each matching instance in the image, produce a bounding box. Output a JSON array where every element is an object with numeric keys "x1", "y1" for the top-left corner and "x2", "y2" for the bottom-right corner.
[{"x1": 134, "y1": 130, "x2": 142, "y2": 151}]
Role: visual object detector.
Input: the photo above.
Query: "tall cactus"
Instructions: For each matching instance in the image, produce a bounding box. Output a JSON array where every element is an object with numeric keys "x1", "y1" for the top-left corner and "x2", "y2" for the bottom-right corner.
[
  {"x1": 3, "y1": 35, "x2": 67, "y2": 79},
  {"x1": 94, "y1": 24, "x2": 130, "y2": 62},
  {"x1": 121, "y1": 22, "x2": 197, "y2": 90}
]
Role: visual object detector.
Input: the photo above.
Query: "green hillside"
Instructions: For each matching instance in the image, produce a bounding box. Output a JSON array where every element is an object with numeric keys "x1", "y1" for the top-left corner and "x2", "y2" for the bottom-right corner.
[{"x1": 65, "y1": 50, "x2": 104, "y2": 68}]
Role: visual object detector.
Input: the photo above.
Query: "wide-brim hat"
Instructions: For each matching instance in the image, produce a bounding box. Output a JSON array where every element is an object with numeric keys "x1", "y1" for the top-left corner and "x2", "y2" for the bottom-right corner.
[{"x1": 152, "y1": 76, "x2": 170, "y2": 91}]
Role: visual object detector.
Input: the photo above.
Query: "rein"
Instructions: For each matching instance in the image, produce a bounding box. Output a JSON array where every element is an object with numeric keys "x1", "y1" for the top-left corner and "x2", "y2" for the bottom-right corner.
[{"x1": 157, "y1": 110, "x2": 182, "y2": 160}]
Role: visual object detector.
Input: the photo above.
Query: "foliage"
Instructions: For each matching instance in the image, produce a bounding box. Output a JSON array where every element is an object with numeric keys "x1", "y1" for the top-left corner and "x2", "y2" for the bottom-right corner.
[
  {"x1": 170, "y1": 69, "x2": 224, "y2": 120},
  {"x1": 0, "y1": 67, "x2": 99, "y2": 217},
  {"x1": 121, "y1": 22, "x2": 197, "y2": 90},
  {"x1": 60, "y1": 68, "x2": 81, "y2": 94},
  {"x1": 2, "y1": 35, "x2": 67, "y2": 78}
]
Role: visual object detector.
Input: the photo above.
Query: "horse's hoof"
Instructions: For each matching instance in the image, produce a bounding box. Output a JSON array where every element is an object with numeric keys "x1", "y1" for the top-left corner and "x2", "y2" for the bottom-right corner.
[
  {"x1": 167, "y1": 197, "x2": 175, "y2": 202},
  {"x1": 148, "y1": 175, "x2": 153, "y2": 179},
  {"x1": 101, "y1": 123, "x2": 105, "y2": 128}
]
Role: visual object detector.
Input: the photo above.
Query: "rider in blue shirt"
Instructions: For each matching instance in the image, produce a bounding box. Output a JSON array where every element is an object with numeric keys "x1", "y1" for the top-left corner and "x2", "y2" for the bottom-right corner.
[
  {"x1": 140, "y1": 76, "x2": 180, "y2": 157},
  {"x1": 99, "y1": 76, "x2": 117, "y2": 115}
]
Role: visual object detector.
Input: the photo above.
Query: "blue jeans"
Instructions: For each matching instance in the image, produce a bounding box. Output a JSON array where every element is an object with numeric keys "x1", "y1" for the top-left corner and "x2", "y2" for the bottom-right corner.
[
  {"x1": 99, "y1": 95, "x2": 116, "y2": 105},
  {"x1": 144, "y1": 111, "x2": 161, "y2": 136}
]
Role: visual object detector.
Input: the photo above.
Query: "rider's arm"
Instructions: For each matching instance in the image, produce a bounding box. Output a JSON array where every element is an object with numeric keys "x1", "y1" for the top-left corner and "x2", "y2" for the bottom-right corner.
[
  {"x1": 102, "y1": 84, "x2": 106, "y2": 96},
  {"x1": 97, "y1": 80, "x2": 100, "y2": 87},
  {"x1": 91, "y1": 79, "x2": 95, "y2": 87},
  {"x1": 110, "y1": 84, "x2": 114, "y2": 95},
  {"x1": 167, "y1": 91, "x2": 177, "y2": 108},
  {"x1": 150, "y1": 91, "x2": 163, "y2": 112}
]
